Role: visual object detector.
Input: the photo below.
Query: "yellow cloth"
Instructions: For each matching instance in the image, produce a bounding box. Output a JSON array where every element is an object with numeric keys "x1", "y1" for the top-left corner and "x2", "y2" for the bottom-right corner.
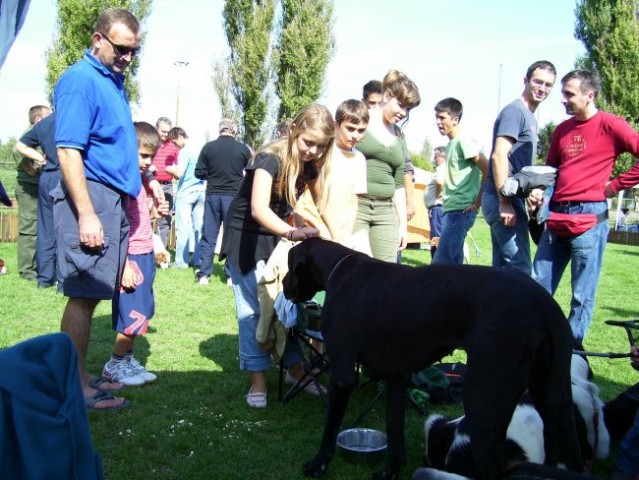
[{"x1": 256, "y1": 238, "x2": 294, "y2": 359}]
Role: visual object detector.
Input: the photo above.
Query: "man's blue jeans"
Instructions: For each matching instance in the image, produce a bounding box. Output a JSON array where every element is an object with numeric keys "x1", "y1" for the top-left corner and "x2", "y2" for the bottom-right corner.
[
  {"x1": 174, "y1": 188, "x2": 204, "y2": 268},
  {"x1": 432, "y1": 209, "x2": 477, "y2": 264},
  {"x1": 199, "y1": 193, "x2": 233, "y2": 278},
  {"x1": 482, "y1": 191, "x2": 532, "y2": 275},
  {"x1": 156, "y1": 182, "x2": 174, "y2": 247},
  {"x1": 616, "y1": 409, "x2": 639, "y2": 478},
  {"x1": 532, "y1": 201, "x2": 609, "y2": 342}
]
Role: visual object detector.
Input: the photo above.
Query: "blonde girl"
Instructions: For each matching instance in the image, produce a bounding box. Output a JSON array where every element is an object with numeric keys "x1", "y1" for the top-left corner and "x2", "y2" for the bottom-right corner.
[{"x1": 219, "y1": 104, "x2": 335, "y2": 408}]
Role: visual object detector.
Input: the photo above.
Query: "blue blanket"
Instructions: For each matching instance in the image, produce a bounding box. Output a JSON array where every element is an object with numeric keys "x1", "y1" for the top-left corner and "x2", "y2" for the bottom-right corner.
[{"x1": 0, "y1": 332, "x2": 104, "y2": 479}]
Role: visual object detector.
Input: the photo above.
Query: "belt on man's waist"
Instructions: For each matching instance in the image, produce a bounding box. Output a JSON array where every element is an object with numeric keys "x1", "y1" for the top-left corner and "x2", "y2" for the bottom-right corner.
[
  {"x1": 158, "y1": 181, "x2": 172, "y2": 185},
  {"x1": 358, "y1": 194, "x2": 392, "y2": 201},
  {"x1": 550, "y1": 201, "x2": 608, "y2": 223},
  {"x1": 550, "y1": 200, "x2": 605, "y2": 208}
]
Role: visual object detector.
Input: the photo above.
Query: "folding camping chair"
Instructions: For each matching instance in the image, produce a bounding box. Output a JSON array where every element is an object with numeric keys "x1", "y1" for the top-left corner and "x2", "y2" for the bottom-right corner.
[
  {"x1": 278, "y1": 298, "x2": 330, "y2": 404},
  {"x1": 350, "y1": 370, "x2": 429, "y2": 427},
  {"x1": 574, "y1": 319, "x2": 639, "y2": 367}
]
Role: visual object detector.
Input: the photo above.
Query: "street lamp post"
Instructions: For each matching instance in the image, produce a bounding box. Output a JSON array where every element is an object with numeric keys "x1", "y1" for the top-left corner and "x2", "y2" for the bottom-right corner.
[{"x1": 174, "y1": 60, "x2": 189, "y2": 125}]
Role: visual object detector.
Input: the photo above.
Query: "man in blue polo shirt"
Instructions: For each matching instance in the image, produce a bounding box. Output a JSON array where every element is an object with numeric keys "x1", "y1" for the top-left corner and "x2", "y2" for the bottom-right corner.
[{"x1": 54, "y1": 7, "x2": 142, "y2": 411}]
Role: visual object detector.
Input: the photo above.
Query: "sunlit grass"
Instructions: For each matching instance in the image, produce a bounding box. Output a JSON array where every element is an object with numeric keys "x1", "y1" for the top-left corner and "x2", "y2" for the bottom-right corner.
[{"x1": 1, "y1": 216, "x2": 637, "y2": 479}]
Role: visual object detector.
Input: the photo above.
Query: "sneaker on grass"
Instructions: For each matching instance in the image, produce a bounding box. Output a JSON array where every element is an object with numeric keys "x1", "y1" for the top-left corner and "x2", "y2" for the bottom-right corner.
[
  {"x1": 102, "y1": 360, "x2": 145, "y2": 386},
  {"x1": 128, "y1": 356, "x2": 157, "y2": 383}
]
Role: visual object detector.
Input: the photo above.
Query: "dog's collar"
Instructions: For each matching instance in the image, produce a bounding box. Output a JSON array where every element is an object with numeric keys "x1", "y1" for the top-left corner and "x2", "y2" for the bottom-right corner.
[{"x1": 327, "y1": 253, "x2": 356, "y2": 285}]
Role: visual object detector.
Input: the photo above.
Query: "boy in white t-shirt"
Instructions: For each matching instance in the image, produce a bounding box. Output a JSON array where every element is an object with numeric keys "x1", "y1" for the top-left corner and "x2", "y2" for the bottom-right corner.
[{"x1": 295, "y1": 99, "x2": 370, "y2": 250}]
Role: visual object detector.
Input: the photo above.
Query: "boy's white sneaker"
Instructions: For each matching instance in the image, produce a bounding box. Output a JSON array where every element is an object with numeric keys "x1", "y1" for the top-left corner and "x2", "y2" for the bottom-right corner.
[
  {"x1": 102, "y1": 360, "x2": 146, "y2": 386},
  {"x1": 128, "y1": 356, "x2": 157, "y2": 383}
]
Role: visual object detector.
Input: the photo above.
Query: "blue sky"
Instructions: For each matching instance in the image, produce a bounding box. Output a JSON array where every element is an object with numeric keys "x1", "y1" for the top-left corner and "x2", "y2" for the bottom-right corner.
[{"x1": 0, "y1": 0, "x2": 584, "y2": 153}]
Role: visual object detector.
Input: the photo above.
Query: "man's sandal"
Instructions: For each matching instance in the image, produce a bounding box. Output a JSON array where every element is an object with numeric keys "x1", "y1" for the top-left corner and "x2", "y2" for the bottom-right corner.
[
  {"x1": 89, "y1": 375, "x2": 125, "y2": 391},
  {"x1": 85, "y1": 390, "x2": 129, "y2": 411}
]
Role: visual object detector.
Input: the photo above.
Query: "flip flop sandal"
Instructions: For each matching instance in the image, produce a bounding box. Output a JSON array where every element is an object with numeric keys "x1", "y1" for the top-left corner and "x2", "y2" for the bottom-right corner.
[
  {"x1": 89, "y1": 376, "x2": 125, "y2": 391},
  {"x1": 85, "y1": 390, "x2": 129, "y2": 411}
]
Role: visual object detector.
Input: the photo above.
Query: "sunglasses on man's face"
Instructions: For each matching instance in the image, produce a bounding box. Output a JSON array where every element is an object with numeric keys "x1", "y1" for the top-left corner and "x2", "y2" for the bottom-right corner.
[{"x1": 100, "y1": 32, "x2": 140, "y2": 58}]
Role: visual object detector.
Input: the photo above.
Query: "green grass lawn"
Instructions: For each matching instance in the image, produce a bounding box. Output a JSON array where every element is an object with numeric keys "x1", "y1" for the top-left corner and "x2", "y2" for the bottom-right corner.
[
  {"x1": 1, "y1": 217, "x2": 638, "y2": 479},
  {"x1": 0, "y1": 167, "x2": 17, "y2": 201}
]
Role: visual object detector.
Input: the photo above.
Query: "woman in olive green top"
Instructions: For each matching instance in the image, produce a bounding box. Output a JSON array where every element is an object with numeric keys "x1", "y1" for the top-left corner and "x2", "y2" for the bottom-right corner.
[{"x1": 354, "y1": 69, "x2": 421, "y2": 262}]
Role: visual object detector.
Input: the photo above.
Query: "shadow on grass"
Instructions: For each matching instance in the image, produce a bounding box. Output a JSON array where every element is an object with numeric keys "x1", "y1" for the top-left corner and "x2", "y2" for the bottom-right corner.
[
  {"x1": 199, "y1": 333, "x2": 239, "y2": 372},
  {"x1": 87, "y1": 368, "x2": 437, "y2": 480},
  {"x1": 602, "y1": 306, "x2": 639, "y2": 321}
]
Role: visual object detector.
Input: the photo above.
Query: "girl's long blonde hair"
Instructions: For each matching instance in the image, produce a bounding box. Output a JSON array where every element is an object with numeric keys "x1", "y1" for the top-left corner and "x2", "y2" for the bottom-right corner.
[{"x1": 261, "y1": 103, "x2": 335, "y2": 210}]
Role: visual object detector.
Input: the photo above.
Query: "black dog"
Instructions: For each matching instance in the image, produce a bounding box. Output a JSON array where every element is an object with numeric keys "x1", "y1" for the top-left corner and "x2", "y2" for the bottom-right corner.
[{"x1": 282, "y1": 238, "x2": 583, "y2": 480}]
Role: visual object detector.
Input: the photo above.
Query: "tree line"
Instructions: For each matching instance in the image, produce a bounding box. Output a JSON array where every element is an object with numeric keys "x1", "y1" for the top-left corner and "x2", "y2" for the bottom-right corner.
[
  {"x1": 539, "y1": 0, "x2": 639, "y2": 176},
  {"x1": 20, "y1": 0, "x2": 639, "y2": 176},
  {"x1": 44, "y1": 0, "x2": 333, "y2": 148}
]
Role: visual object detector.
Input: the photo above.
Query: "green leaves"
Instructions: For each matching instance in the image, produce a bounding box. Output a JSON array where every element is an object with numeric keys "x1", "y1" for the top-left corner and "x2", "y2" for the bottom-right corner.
[
  {"x1": 45, "y1": 0, "x2": 153, "y2": 106},
  {"x1": 275, "y1": 0, "x2": 335, "y2": 122},
  {"x1": 575, "y1": 0, "x2": 639, "y2": 176},
  {"x1": 218, "y1": 0, "x2": 334, "y2": 146}
]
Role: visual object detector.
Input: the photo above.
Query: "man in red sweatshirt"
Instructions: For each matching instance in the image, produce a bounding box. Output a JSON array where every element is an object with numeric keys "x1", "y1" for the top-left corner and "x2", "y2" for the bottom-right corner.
[{"x1": 532, "y1": 69, "x2": 639, "y2": 342}]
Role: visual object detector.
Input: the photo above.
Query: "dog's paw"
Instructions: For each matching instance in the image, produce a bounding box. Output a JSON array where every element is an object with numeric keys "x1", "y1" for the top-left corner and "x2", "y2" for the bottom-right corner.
[{"x1": 302, "y1": 457, "x2": 329, "y2": 478}]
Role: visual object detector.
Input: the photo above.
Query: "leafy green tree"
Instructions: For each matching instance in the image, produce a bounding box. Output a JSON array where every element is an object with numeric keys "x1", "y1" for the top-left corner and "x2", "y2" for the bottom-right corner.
[
  {"x1": 221, "y1": 0, "x2": 275, "y2": 148},
  {"x1": 0, "y1": 138, "x2": 18, "y2": 165},
  {"x1": 575, "y1": 0, "x2": 639, "y2": 175},
  {"x1": 45, "y1": 0, "x2": 152, "y2": 105},
  {"x1": 410, "y1": 137, "x2": 434, "y2": 172},
  {"x1": 537, "y1": 121, "x2": 556, "y2": 162},
  {"x1": 275, "y1": 0, "x2": 335, "y2": 121},
  {"x1": 212, "y1": 58, "x2": 235, "y2": 120}
]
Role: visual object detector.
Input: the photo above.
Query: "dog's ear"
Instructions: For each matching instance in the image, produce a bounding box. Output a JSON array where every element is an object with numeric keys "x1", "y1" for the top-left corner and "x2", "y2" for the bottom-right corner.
[
  {"x1": 283, "y1": 243, "x2": 305, "y2": 301},
  {"x1": 283, "y1": 240, "x2": 319, "y2": 302}
]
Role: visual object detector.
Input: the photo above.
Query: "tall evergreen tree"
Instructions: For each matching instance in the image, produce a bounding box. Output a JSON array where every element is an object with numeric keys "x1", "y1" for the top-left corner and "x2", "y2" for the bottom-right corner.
[
  {"x1": 274, "y1": 0, "x2": 334, "y2": 122},
  {"x1": 221, "y1": 0, "x2": 275, "y2": 148},
  {"x1": 45, "y1": 0, "x2": 152, "y2": 105},
  {"x1": 575, "y1": 0, "x2": 639, "y2": 175}
]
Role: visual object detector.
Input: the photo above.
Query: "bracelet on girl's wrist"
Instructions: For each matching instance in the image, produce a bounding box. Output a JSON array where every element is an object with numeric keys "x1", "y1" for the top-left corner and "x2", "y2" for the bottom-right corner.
[{"x1": 286, "y1": 227, "x2": 302, "y2": 241}]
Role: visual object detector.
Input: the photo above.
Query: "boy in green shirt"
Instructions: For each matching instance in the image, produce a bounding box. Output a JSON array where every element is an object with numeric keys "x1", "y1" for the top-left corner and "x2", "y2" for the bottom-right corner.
[{"x1": 432, "y1": 97, "x2": 488, "y2": 264}]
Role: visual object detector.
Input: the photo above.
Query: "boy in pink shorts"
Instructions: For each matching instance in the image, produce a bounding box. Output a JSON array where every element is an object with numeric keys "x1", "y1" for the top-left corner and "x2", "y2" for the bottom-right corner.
[{"x1": 102, "y1": 122, "x2": 169, "y2": 386}]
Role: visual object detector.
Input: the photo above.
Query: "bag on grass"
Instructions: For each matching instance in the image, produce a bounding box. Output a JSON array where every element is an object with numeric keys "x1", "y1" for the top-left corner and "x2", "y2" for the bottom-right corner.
[{"x1": 410, "y1": 362, "x2": 466, "y2": 405}]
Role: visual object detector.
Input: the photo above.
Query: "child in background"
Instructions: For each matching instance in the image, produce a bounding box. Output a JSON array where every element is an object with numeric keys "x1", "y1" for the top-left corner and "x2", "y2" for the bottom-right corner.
[
  {"x1": 102, "y1": 122, "x2": 169, "y2": 386},
  {"x1": 294, "y1": 99, "x2": 370, "y2": 250}
]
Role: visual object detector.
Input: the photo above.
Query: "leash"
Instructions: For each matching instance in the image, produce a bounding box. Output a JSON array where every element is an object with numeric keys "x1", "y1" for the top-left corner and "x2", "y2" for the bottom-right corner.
[
  {"x1": 584, "y1": 388, "x2": 599, "y2": 474},
  {"x1": 327, "y1": 253, "x2": 356, "y2": 286},
  {"x1": 573, "y1": 349, "x2": 631, "y2": 359}
]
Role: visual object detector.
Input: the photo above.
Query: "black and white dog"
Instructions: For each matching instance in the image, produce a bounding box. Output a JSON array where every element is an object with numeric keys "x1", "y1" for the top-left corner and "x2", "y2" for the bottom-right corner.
[
  {"x1": 282, "y1": 238, "x2": 583, "y2": 480},
  {"x1": 422, "y1": 354, "x2": 609, "y2": 479}
]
